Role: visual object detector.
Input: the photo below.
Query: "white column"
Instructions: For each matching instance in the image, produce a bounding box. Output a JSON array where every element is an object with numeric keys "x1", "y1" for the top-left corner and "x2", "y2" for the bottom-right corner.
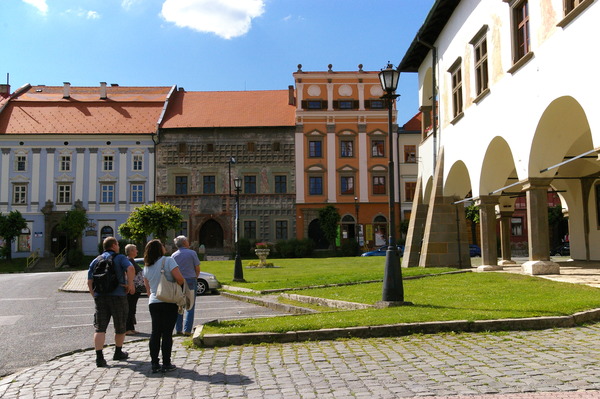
[
  {"x1": 88, "y1": 149, "x2": 98, "y2": 208},
  {"x1": 31, "y1": 149, "x2": 41, "y2": 206},
  {"x1": 45, "y1": 149, "x2": 55, "y2": 202},
  {"x1": 327, "y1": 83, "x2": 334, "y2": 111},
  {"x1": 75, "y1": 148, "x2": 85, "y2": 202},
  {"x1": 0, "y1": 149, "x2": 10, "y2": 208},
  {"x1": 358, "y1": 83, "x2": 365, "y2": 111},
  {"x1": 296, "y1": 83, "x2": 303, "y2": 111},
  {"x1": 327, "y1": 132, "x2": 336, "y2": 203},
  {"x1": 358, "y1": 132, "x2": 368, "y2": 201},
  {"x1": 119, "y1": 148, "x2": 128, "y2": 210},
  {"x1": 295, "y1": 130, "x2": 305, "y2": 203}
]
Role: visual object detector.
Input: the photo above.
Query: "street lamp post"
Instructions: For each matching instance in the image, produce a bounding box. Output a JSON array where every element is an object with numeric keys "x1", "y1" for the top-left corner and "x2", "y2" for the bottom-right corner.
[
  {"x1": 233, "y1": 177, "x2": 245, "y2": 282},
  {"x1": 354, "y1": 196, "x2": 360, "y2": 244},
  {"x1": 228, "y1": 156, "x2": 236, "y2": 197},
  {"x1": 378, "y1": 62, "x2": 405, "y2": 305}
]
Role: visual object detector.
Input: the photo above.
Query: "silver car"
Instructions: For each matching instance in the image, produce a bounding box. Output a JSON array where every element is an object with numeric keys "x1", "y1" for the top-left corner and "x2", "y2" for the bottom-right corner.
[{"x1": 134, "y1": 257, "x2": 220, "y2": 295}]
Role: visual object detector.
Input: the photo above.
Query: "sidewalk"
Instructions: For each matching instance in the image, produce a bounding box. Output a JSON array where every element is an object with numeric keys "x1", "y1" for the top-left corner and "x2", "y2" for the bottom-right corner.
[{"x1": 2, "y1": 259, "x2": 598, "y2": 398}]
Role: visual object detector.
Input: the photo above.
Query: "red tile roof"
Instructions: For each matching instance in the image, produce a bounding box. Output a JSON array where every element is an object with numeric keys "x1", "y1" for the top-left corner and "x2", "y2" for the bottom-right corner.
[
  {"x1": 402, "y1": 112, "x2": 422, "y2": 132},
  {"x1": 161, "y1": 90, "x2": 295, "y2": 128},
  {"x1": 0, "y1": 85, "x2": 173, "y2": 134}
]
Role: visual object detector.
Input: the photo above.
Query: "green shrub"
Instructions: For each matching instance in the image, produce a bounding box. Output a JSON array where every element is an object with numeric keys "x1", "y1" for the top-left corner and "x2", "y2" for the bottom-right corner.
[
  {"x1": 275, "y1": 240, "x2": 294, "y2": 258},
  {"x1": 340, "y1": 240, "x2": 360, "y2": 257},
  {"x1": 238, "y1": 238, "x2": 252, "y2": 257},
  {"x1": 294, "y1": 239, "x2": 315, "y2": 258},
  {"x1": 67, "y1": 248, "x2": 84, "y2": 267}
]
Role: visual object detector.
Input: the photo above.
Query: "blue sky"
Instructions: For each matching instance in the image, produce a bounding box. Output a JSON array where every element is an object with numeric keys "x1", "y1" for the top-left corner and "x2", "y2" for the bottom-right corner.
[{"x1": 1, "y1": 0, "x2": 435, "y2": 124}]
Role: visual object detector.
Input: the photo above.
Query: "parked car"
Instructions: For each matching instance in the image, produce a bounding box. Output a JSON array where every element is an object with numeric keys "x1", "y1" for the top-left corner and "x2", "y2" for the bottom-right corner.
[
  {"x1": 134, "y1": 257, "x2": 220, "y2": 295},
  {"x1": 469, "y1": 244, "x2": 481, "y2": 257},
  {"x1": 551, "y1": 243, "x2": 570, "y2": 256},
  {"x1": 361, "y1": 245, "x2": 405, "y2": 257}
]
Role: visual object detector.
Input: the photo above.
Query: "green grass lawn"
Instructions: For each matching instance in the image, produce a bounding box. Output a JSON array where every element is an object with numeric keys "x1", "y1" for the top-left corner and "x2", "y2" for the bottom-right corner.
[
  {"x1": 201, "y1": 263, "x2": 600, "y2": 335},
  {"x1": 201, "y1": 257, "x2": 457, "y2": 291}
]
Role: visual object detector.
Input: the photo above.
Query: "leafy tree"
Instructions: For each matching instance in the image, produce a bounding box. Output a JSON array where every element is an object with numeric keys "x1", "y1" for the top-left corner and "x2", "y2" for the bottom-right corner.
[
  {"x1": 318, "y1": 205, "x2": 341, "y2": 251},
  {"x1": 465, "y1": 203, "x2": 480, "y2": 245},
  {"x1": 119, "y1": 202, "x2": 183, "y2": 244},
  {"x1": 0, "y1": 210, "x2": 27, "y2": 261},
  {"x1": 57, "y1": 208, "x2": 89, "y2": 253}
]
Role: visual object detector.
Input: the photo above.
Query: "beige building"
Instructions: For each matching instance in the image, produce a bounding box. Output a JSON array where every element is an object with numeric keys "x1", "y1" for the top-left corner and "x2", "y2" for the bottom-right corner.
[{"x1": 399, "y1": 0, "x2": 599, "y2": 274}]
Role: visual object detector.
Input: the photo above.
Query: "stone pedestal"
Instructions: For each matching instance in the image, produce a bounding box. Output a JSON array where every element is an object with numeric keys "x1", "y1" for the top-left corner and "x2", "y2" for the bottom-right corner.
[{"x1": 521, "y1": 260, "x2": 560, "y2": 275}]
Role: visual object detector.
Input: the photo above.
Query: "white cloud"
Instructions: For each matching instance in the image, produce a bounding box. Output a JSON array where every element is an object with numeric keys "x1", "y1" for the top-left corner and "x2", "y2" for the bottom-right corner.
[
  {"x1": 22, "y1": 0, "x2": 48, "y2": 14},
  {"x1": 121, "y1": 0, "x2": 142, "y2": 11},
  {"x1": 161, "y1": 0, "x2": 265, "y2": 39},
  {"x1": 86, "y1": 10, "x2": 100, "y2": 19},
  {"x1": 64, "y1": 8, "x2": 101, "y2": 19}
]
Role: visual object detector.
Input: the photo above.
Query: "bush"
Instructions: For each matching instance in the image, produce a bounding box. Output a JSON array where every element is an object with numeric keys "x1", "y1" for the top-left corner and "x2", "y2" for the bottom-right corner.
[
  {"x1": 67, "y1": 248, "x2": 84, "y2": 267},
  {"x1": 238, "y1": 238, "x2": 252, "y2": 257},
  {"x1": 275, "y1": 240, "x2": 294, "y2": 258},
  {"x1": 340, "y1": 240, "x2": 360, "y2": 257},
  {"x1": 295, "y1": 239, "x2": 315, "y2": 258}
]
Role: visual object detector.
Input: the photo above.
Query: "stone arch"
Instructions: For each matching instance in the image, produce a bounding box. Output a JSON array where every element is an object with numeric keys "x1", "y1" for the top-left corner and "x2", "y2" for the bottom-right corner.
[
  {"x1": 479, "y1": 136, "x2": 517, "y2": 197},
  {"x1": 198, "y1": 219, "x2": 224, "y2": 249},
  {"x1": 444, "y1": 161, "x2": 471, "y2": 199},
  {"x1": 422, "y1": 176, "x2": 433, "y2": 205}
]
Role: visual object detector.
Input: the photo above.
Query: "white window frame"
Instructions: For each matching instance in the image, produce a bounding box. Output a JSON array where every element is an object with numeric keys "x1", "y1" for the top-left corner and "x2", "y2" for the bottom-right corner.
[
  {"x1": 101, "y1": 184, "x2": 115, "y2": 203},
  {"x1": 57, "y1": 184, "x2": 72, "y2": 204},
  {"x1": 13, "y1": 184, "x2": 27, "y2": 205}
]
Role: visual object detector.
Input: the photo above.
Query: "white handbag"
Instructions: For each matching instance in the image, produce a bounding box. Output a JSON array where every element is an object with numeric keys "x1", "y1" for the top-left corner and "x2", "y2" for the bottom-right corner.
[{"x1": 155, "y1": 258, "x2": 185, "y2": 306}]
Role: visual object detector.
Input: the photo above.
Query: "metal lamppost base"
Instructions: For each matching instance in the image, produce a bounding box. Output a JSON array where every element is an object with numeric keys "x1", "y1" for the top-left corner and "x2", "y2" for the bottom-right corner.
[
  {"x1": 380, "y1": 248, "x2": 405, "y2": 304},
  {"x1": 233, "y1": 254, "x2": 245, "y2": 282}
]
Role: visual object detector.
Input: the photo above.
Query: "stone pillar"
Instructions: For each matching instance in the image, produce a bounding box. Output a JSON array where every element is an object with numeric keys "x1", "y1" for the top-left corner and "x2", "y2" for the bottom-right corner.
[
  {"x1": 401, "y1": 177, "x2": 427, "y2": 268},
  {"x1": 476, "y1": 196, "x2": 502, "y2": 271},
  {"x1": 497, "y1": 211, "x2": 517, "y2": 266},
  {"x1": 521, "y1": 178, "x2": 559, "y2": 275}
]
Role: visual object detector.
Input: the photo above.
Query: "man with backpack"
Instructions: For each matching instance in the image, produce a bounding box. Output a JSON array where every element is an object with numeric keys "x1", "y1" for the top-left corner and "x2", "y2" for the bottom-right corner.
[{"x1": 87, "y1": 236, "x2": 135, "y2": 367}]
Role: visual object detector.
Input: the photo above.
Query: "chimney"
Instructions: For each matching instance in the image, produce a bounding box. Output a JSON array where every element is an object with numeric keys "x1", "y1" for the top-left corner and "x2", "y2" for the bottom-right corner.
[
  {"x1": 288, "y1": 85, "x2": 295, "y2": 106},
  {"x1": 63, "y1": 82, "x2": 71, "y2": 99},
  {"x1": 100, "y1": 82, "x2": 107, "y2": 99},
  {"x1": 0, "y1": 84, "x2": 10, "y2": 99}
]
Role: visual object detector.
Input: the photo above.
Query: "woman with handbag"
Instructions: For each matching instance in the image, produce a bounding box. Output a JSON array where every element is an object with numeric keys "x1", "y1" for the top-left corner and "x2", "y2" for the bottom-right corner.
[
  {"x1": 142, "y1": 239, "x2": 185, "y2": 373},
  {"x1": 125, "y1": 244, "x2": 143, "y2": 335}
]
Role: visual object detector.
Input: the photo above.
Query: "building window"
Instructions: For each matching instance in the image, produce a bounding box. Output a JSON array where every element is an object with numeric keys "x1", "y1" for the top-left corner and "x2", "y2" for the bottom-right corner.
[
  {"x1": 57, "y1": 184, "x2": 72, "y2": 204},
  {"x1": 405, "y1": 182, "x2": 416, "y2": 202},
  {"x1": 101, "y1": 184, "x2": 115, "y2": 203},
  {"x1": 565, "y1": 0, "x2": 586, "y2": 14},
  {"x1": 60, "y1": 155, "x2": 71, "y2": 172},
  {"x1": 450, "y1": 61, "x2": 463, "y2": 119},
  {"x1": 368, "y1": 100, "x2": 384, "y2": 109},
  {"x1": 247, "y1": 142, "x2": 256, "y2": 152},
  {"x1": 131, "y1": 183, "x2": 144, "y2": 203},
  {"x1": 18, "y1": 227, "x2": 31, "y2": 252},
  {"x1": 340, "y1": 140, "x2": 354, "y2": 157},
  {"x1": 132, "y1": 154, "x2": 143, "y2": 171},
  {"x1": 309, "y1": 140, "x2": 322, "y2": 158},
  {"x1": 309, "y1": 176, "x2": 323, "y2": 195},
  {"x1": 371, "y1": 140, "x2": 385, "y2": 157},
  {"x1": 335, "y1": 100, "x2": 356, "y2": 110},
  {"x1": 179, "y1": 221, "x2": 188, "y2": 237},
  {"x1": 404, "y1": 145, "x2": 416, "y2": 163},
  {"x1": 275, "y1": 220, "x2": 288, "y2": 240},
  {"x1": 512, "y1": 0, "x2": 530, "y2": 62},
  {"x1": 244, "y1": 221, "x2": 257, "y2": 240},
  {"x1": 203, "y1": 175, "x2": 216, "y2": 194},
  {"x1": 103, "y1": 155, "x2": 114, "y2": 171},
  {"x1": 341, "y1": 176, "x2": 355, "y2": 195},
  {"x1": 512, "y1": 217, "x2": 523, "y2": 236},
  {"x1": 13, "y1": 184, "x2": 27, "y2": 204},
  {"x1": 275, "y1": 175, "x2": 287, "y2": 194},
  {"x1": 15, "y1": 155, "x2": 26, "y2": 172},
  {"x1": 100, "y1": 226, "x2": 114, "y2": 240},
  {"x1": 473, "y1": 35, "x2": 489, "y2": 96},
  {"x1": 206, "y1": 143, "x2": 214, "y2": 152},
  {"x1": 306, "y1": 100, "x2": 323, "y2": 110},
  {"x1": 272, "y1": 142, "x2": 281, "y2": 152},
  {"x1": 373, "y1": 176, "x2": 386, "y2": 195},
  {"x1": 175, "y1": 176, "x2": 188, "y2": 195},
  {"x1": 244, "y1": 175, "x2": 257, "y2": 194}
]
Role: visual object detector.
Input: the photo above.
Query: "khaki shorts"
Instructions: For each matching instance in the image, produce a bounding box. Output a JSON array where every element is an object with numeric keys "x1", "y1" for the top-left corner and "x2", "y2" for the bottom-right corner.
[{"x1": 93, "y1": 295, "x2": 128, "y2": 334}]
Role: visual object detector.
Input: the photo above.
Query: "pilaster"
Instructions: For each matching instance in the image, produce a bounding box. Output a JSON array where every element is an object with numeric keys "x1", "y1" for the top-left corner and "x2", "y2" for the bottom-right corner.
[{"x1": 476, "y1": 195, "x2": 502, "y2": 271}]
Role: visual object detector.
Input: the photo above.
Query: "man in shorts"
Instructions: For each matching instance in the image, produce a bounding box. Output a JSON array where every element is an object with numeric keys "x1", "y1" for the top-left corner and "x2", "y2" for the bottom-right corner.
[{"x1": 87, "y1": 237, "x2": 135, "y2": 367}]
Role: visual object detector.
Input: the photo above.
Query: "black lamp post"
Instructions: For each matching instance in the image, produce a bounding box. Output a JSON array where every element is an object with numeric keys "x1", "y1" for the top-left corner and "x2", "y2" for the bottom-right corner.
[
  {"x1": 378, "y1": 62, "x2": 405, "y2": 305},
  {"x1": 228, "y1": 156, "x2": 236, "y2": 197},
  {"x1": 233, "y1": 177, "x2": 245, "y2": 282},
  {"x1": 354, "y1": 196, "x2": 360, "y2": 244}
]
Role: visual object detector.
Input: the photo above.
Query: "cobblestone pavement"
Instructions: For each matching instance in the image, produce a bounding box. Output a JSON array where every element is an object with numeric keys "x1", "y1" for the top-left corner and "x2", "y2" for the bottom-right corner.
[{"x1": 2, "y1": 323, "x2": 600, "y2": 398}]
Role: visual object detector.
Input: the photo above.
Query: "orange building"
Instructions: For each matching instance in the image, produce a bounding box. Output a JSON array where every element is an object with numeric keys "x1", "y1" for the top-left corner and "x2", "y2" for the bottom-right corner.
[{"x1": 293, "y1": 64, "x2": 399, "y2": 250}]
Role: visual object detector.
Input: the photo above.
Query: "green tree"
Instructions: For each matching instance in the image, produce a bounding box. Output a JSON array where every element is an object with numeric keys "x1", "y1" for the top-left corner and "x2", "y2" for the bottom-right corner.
[
  {"x1": 318, "y1": 205, "x2": 341, "y2": 251},
  {"x1": 465, "y1": 203, "x2": 480, "y2": 245},
  {"x1": 57, "y1": 208, "x2": 89, "y2": 252},
  {"x1": 119, "y1": 202, "x2": 183, "y2": 244},
  {"x1": 0, "y1": 210, "x2": 27, "y2": 261}
]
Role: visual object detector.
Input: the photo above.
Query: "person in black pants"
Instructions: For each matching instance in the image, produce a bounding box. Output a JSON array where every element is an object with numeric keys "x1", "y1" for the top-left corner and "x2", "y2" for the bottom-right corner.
[
  {"x1": 142, "y1": 239, "x2": 185, "y2": 373},
  {"x1": 125, "y1": 244, "x2": 142, "y2": 335}
]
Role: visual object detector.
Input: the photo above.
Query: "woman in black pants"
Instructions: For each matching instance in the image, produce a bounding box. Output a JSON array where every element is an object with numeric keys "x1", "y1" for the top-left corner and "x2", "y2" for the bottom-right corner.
[
  {"x1": 142, "y1": 239, "x2": 184, "y2": 373},
  {"x1": 125, "y1": 244, "x2": 142, "y2": 335}
]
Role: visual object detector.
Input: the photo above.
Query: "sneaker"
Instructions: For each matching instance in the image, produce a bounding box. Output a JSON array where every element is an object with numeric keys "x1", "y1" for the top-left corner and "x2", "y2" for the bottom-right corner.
[
  {"x1": 183, "y1": 332, "x2": 192, "y2": 336},
  {"x1": 175, "y1": 331, "x2": 183, "y2": 336},
  {"x1": 96, "y1": 358, "x2": 108, "y2": 368},
  {"x1": 151, "y1": 363, "x2": 162, "y2": 373},
  {"x1": 113, "y1": 351, "x2": 129, "y2": 361},
  {"x1": 162, "y1": 364, "x2": 176, "y2": 373}
]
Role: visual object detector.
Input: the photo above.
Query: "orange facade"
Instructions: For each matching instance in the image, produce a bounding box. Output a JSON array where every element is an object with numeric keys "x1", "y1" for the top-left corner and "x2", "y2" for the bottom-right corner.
[{"x1": 293, "y1": 65, "x2": 400, "y2": 249}]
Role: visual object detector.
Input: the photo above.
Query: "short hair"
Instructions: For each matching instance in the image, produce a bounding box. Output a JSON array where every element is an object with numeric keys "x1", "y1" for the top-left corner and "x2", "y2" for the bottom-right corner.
[
  {"x1": 124, "y1": 244, "x2": 137, "y2": 256},
  {"x1": 144, "y1": 239, "x2": 164, "y2": 266},
  {"x1": 103, "y1": 237, "x2": 118, "y2": 251},
  {"x1": 174, "y1": 235, "x2": 188, "y2": 248}
]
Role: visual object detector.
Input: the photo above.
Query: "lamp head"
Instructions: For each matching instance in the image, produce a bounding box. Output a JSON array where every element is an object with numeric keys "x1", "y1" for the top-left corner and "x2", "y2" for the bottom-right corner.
[{"x1": 378, "y1": 62, "x2": 400, "y2": 94}]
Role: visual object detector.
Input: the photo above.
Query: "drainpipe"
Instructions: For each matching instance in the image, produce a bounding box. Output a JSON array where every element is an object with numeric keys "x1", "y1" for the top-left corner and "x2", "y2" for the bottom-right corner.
[{"x1": 417, "y1": 38, "x2": 437, "y2": 171}]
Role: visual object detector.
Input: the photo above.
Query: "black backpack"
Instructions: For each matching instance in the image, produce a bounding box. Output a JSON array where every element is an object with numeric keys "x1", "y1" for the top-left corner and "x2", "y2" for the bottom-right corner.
[{"x1": 92, "y1": 254, "x2": 120, "y2": 294}]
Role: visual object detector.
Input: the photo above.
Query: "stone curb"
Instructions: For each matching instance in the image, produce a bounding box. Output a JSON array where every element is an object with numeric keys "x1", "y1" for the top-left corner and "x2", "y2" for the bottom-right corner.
[
  {"x1": 220, "y1": 291, "x2": 317, "y2": 314},
  {"x1": 195, "y1": 307, "x2": 600, "y2": 348}
]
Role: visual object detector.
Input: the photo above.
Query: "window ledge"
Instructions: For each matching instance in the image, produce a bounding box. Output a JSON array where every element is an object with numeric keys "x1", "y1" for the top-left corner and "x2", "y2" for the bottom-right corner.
[
  {"x1": 558, "y1": 0, "x2": 594, "y2": 28},
  {"x1": 507, "y1": 51, "x2": 535, "y2": 74},
  {"x1": 473, "y1": 88, "x2": 491, "y2": 104},
  {"x1": 450, "y1": 112, "x2": 464, "y2": 125}
]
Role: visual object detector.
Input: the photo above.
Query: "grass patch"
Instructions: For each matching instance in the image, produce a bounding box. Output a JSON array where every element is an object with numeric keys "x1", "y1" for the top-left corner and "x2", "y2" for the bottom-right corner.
[
  {"x1": 203, "y1": 272, "x2": 600, "y2": 335},
  {"x1": 202, "y1": 257, "x2": 456, "y2": 291},
  {"x1": 0, "y1": 258, "x2": 29, "y2": 273}
]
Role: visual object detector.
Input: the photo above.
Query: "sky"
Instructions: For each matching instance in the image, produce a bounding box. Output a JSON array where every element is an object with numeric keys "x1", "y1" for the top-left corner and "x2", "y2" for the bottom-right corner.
[{"x1": 1, "y1": 0, "x2": 436, "y2": 124}]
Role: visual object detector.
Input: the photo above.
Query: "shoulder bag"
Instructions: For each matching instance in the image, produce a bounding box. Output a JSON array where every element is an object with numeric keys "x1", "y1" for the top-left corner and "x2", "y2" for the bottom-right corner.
[{"x1": 156, "y1": 258, "x2": 185, "y2": 305}]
